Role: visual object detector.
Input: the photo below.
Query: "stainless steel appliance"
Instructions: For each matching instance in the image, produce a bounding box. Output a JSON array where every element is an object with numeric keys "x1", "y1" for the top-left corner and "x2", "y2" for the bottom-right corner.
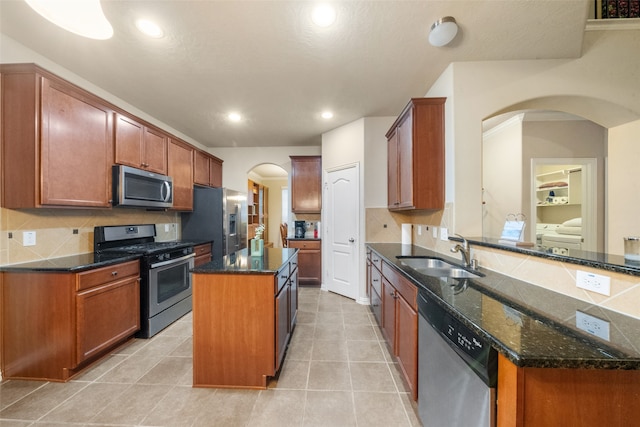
[
  {"x1": 181, "y1": 187, "x2": 248, "y2": 259},
  {"x1": 112, "y1": 165, "x2": 173, "y2": 209},
  {"x1": 294, "y1": 220, "x2": 306, "y2": 238},
  {"x1": 418, "y1": 289, "x2": 498, "y2": 427},
  {"x1": 94, "y1": 224, "x2": 194, "y2": 338}
]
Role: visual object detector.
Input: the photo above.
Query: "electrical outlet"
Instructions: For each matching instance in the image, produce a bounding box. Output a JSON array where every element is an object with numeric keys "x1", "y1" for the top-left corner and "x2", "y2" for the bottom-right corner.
[
  {"x1": 165, "y1": 224, "x2": 170, "y2": 232},
  {"x1": 418, "y1": 225, "x2": 422, "y2": 236},
  {"x1": 432, "y1": 226, "x2": 438, "y2": 238},
  {"x1": 576, "y1": 311, "x2": 610, "y2": 341},
  {"x1": 576, "y1": 270, "x2": 611, "y2": 296},
  {"x1": 23, "y1": 231, "x2": 36, "y2": 246},
  {"x1": 440, "y1": 227, "x2": 449, "y2": 241}
]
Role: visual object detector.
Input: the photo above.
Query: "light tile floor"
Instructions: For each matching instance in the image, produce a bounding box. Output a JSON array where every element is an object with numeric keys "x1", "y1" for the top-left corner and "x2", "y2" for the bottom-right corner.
[{"x1": 0, "y1": 287, "x2": 421, "y2": 426}]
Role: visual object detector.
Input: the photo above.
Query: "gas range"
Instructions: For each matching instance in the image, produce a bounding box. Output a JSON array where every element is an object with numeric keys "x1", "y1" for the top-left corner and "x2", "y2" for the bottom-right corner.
[{"x1": 94, "y1": 224, "x2": 195, "y2": 338}]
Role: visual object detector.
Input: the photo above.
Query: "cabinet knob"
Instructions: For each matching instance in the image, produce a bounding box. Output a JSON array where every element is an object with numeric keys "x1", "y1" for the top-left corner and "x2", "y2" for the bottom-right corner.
[{"x1": 111, "y1": 271, "x2": 118, "y2": 276}]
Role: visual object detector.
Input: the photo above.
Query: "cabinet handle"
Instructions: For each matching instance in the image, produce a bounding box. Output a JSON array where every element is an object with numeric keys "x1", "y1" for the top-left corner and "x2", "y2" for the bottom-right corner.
[
  {"x1": 372, "y1": 278, "x2": 379, "y2": 282},
  {"x1": 111, "y1": 271, "x2": 118, "y2": 276}
]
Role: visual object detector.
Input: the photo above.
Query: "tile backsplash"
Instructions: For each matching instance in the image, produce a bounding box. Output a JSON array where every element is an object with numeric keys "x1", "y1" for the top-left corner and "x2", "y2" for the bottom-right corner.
[{"x1": 0, "y1": 207, "x2": 179, "y2": 265}]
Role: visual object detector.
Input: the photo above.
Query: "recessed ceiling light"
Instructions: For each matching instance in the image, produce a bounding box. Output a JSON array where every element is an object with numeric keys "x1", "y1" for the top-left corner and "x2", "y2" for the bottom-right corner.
[
  {"x1": 25, "y1": 0, "x2": 113, "y2": 40},
  {"x1": 312, "y1": 4, "x2": 336, "y2": 27},
  {"x1": 228, "y1": 112, "x2": 242, "y2": 122},
  {"x1": 135, "y1": 19, "x2": 164, "y2": 38},
  {"x1": 321, "y1": 111, "x2": 334, "y2": 119}
]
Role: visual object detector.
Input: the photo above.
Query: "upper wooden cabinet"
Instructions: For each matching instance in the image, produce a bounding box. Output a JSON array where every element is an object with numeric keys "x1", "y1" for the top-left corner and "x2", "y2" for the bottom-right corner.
[
  {"x1": 115, "y1": 113, "x2": 168, "y2": 175},
  {"x1": 386, "y1": 98, "x2": 446, "y2": 211},
  {"x1": 167, "y1": 138, "x2": 194, "y2": 211},
  {"x1": 194, "y1": 150, "x2": 223, "y2": 188},
  {"x1": 1, "y1": 64, "x2": 114, "y2": 208},
  {"x1": 290, "y1": 156, "x2": 322, "y2": 213}
]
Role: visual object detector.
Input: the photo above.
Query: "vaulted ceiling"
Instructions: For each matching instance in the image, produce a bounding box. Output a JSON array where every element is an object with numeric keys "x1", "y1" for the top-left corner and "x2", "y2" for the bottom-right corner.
[{"x1": 0, "y1": 1, "x2": 590, "y2": 148}]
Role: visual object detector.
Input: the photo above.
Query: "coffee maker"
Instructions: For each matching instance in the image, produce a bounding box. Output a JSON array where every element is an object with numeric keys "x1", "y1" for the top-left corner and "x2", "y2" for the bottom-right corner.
[{"x1": 294, "y1": 221, "x2": 306, "y2": 238}]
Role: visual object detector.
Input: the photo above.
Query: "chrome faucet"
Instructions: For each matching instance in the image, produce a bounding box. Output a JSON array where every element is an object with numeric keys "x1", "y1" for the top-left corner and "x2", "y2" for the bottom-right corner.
[{"x1": 450, "y1": 234, "x2": 471, "y2": 268}]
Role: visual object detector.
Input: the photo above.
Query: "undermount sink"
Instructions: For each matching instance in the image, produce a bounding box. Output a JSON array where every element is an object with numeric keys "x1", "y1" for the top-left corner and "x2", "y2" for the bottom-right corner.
[{"x1": 397, "y1": 257, "x2": 483, "y2": 279}]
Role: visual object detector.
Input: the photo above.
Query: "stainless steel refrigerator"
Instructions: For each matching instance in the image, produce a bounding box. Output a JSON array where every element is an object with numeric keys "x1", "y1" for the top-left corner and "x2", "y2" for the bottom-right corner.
[{"x1": 181, "y1": 187, "x2": 248, "y2": 259}]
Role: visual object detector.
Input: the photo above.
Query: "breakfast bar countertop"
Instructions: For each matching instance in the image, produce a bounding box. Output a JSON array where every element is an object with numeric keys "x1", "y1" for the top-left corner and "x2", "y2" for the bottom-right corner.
[
  {"x1": 191, "y1": 247, "x2": 298, "y2": 275},
  {"x1": 367, "y1": 243, "x2": 640, "y2": 370}
]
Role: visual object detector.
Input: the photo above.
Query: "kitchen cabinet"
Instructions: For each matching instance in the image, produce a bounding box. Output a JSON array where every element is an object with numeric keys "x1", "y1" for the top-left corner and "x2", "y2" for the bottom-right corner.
[
  {"x1": 168, "y1": 138, "x2": 194, "y2": 211},
  {"x1": 372, "y1": 254, "x2": 418, "y2": 400},
  {"x1": 290, "y1": 156, "x2": 322, "y2": 213},
  {"x1": 1, "y1": 260, "x2": 140, "y2": 381},
  {"x1": 194, "y1": 150, "x2": 223, "y2": 188},
  {"x1": 193, "y1": 242, "x2": 212, "y2": 266},
  {"x1": 367, "y1": 250, "x2": 383, "y2": 325},
  {"x1": 192, "y1": 251, "x2": 298, "y2": 388},
  {"x1": 1, "y1": 64, "x2": 114, "y2": 208},
  {"x1": 287, "y1": 239, "x2": 321, "y2": 285},
  {"x1": 497, "y1": 353, "x2": 640, "y2": 427},
  {"x1": 386, "y1": 98, "x2": 446, "y2": 211},
  {"x1": 115, "y1": 113, "x2": 168, "y2": 174}
]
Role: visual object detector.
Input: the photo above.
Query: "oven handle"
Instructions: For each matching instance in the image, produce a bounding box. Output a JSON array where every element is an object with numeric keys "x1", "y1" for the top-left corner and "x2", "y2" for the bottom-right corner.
[{"x1": 150, "y1": 252, "x2": 195, "y2": 269}]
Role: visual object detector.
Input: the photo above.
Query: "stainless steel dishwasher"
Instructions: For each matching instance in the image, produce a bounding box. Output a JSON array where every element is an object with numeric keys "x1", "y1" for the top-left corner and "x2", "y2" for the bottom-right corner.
[{"x1": 417, "y1": 289, "x2": 498, "y2": 427}]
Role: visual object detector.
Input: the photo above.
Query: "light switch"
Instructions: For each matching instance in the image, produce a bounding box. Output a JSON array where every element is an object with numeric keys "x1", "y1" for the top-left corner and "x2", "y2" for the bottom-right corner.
[
  {"x1": 440, "y1": 227, "x2": 449, "y2": 241},
  {"x1": 23, "y1": 231, "x2": 36, "y2": 246},
  {"x1": 432, "y1": 226, "x2": 438, "y2": 238}
]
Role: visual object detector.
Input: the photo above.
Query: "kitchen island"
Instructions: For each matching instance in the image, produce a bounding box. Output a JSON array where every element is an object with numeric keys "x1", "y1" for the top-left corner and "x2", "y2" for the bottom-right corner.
[{"x1": 191, "y1": 247, "x2": 298, "y2": 389}]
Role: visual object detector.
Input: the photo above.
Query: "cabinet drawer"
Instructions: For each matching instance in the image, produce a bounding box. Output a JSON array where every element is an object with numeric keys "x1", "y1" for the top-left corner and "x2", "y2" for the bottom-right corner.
[
  {"x1": 194, "y1": 243, "x2": 212, "y2": 257},
  {"x1": 276, "y1": 265, "x2": 290, "y2": 293},
  {"x1": 288, "y1": 240, "x2": 321, "y2": 250},
  {"x1": 381, "y1": 261, "x2": 417, "y2": 310},
  {"x1": 370, "y1": 265, "x2": 382, "y2": 296},
  {"x1": 370, "y1": 251, "x2": 383, "y2": 272},
  {"x1": 77, "y1": 260, "x2": 140, "y2": 291}
]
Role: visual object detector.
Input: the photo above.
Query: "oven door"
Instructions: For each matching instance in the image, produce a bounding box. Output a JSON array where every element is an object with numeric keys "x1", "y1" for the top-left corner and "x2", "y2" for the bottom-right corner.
[{"x1": 148, "y1": 253, "x2": 194, "y2": 317}]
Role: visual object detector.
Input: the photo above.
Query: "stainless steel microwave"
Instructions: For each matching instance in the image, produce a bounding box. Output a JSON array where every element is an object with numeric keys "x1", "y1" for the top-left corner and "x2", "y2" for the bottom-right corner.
[{"x1": 112, "y1": 165, "x2": 173, "y2": 209}]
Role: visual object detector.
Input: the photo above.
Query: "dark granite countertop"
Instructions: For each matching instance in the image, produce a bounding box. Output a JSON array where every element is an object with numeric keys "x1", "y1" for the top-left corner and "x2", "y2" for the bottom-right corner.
[
  {"x1": 367, "y1": 243, "x2": 640, "y2": 370},
  {"x1": 0, "y1": 253, "x2": 141, "y2": 272},
  {"x1": 192, "y1": 247, "x2": 298, "y2": 275},
  {"x1": 463, "y1": 236, "x2": 640, "y2": 277}
]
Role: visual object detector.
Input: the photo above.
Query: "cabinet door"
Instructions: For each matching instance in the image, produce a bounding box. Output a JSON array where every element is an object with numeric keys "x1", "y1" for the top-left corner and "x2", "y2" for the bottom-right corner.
[
  {"x1": 275, "y1": 285, "x2": 290, "y2": 371},
  {"x1": 168, "y1": 139, "x2": 194, "y2": 211},
  {"x1": 387, "y1": 128, "x2": 400, "y2": 208},
  {"x1": 115, "y1": 114, "x2": 144, "y2": 170},
  {"x1": 381, "y1": 278, "x2": 396, "y2": 350},
  {"x1": 297, "y1": 247, "x2": 321, "y2": 285},
  {"x1": 194, "y1": 150, "x2": 210, "y2": 186},
  {"x1": 396, "y1": 294, "x2": 418, "y2": 400},
  {"x1": 193, "y1": 243, "x2": 212, "y2": 266},
  {"x1": 76, "y1": 276, "x2": 140, "y2": 364},
  {"x1": 289, "y1": 267, "x2": 298, "y2": 330},
  {"x1": 143, "y1": 127, "x2": 167, "y2": 174},
  {"x1": 290, "y1": 156, "x2": 322, "y2": 213},
  {"x1": 40, "y1": 78, "x2": 113, "y2": 207},
  {"x1": 397, "y1": 108, "x2": 414, "y2": 209},
  {"x1": 209, "y1": 157, "x2": 223, "y2": 187}
]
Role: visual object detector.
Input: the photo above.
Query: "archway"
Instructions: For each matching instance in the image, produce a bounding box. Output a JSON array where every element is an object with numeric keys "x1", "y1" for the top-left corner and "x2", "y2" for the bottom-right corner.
[{"x1": 247, "y1": 163, "x2": 289, "y2": 248}]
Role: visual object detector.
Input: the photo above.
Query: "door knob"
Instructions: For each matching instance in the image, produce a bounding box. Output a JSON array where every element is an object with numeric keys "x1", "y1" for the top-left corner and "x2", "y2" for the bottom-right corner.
[{"x1": 349, "y1": 238, "x2": 355, "y2": 243}]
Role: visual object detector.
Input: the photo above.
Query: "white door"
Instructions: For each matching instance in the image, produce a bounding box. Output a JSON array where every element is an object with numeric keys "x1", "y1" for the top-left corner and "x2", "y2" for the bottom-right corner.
[{"x1": 325, "y1": 164, "x2": 359, "y2": 299}]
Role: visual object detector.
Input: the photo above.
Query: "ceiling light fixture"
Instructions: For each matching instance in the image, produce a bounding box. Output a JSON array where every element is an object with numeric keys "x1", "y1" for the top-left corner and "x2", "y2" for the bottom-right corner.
[
  {"x1": 312, "y1": 3, "x2": 336, "y2": 27},
  {"x1": 24, "y1": 0, "x2": 113, "y2": 40},
  {"x1": 321, "y1": 111, "x2": 334, "y2": 119},
  {"x1": 429, "y1": 16, "x2": 458, "y2": 47},
  {"x1": 228, "y1": 112, "x2": 242, "y2": 122},
  {"x1": 135, "y1": 19, "x2": 164, "y2": 38}
]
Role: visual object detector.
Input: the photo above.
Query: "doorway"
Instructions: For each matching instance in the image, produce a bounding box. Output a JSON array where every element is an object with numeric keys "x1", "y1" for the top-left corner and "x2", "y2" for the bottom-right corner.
[{"x1": 247, "y1": 163, "x2": 288, "y2": 248}]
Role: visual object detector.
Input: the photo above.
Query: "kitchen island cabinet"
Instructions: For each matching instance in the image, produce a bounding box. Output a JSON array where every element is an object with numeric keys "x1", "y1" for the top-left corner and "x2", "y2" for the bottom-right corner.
[
  {"x1": 1, "y1": 63, "x2": 114, "y2": 208},
  {"x1": 191, "y1": 248, "x2": 298, "y2": 388},
  {"x1": 1, "y1": 257, "x2": 140, "y2": 381}
]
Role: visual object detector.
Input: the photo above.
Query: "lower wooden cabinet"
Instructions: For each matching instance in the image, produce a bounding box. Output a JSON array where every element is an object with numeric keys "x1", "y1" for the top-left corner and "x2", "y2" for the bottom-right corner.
[
  {"x1": 287, "y1": 239, "x2": 321, "y2": 285},
  {"x1": 193, "y1": 242, "x2": 212, "y2": 266},
  {"x1": 1, "y1": 260, "x2": 140, "y2": 381},
  {"x1": 368, "y1": 250, "x2": 418, "y2": 400}
]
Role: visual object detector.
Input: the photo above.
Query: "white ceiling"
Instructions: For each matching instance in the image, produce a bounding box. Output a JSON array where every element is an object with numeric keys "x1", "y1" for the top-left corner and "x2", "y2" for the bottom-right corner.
[{"x1": 0, "y1": 0, "x2": 590, "y2": 148}]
